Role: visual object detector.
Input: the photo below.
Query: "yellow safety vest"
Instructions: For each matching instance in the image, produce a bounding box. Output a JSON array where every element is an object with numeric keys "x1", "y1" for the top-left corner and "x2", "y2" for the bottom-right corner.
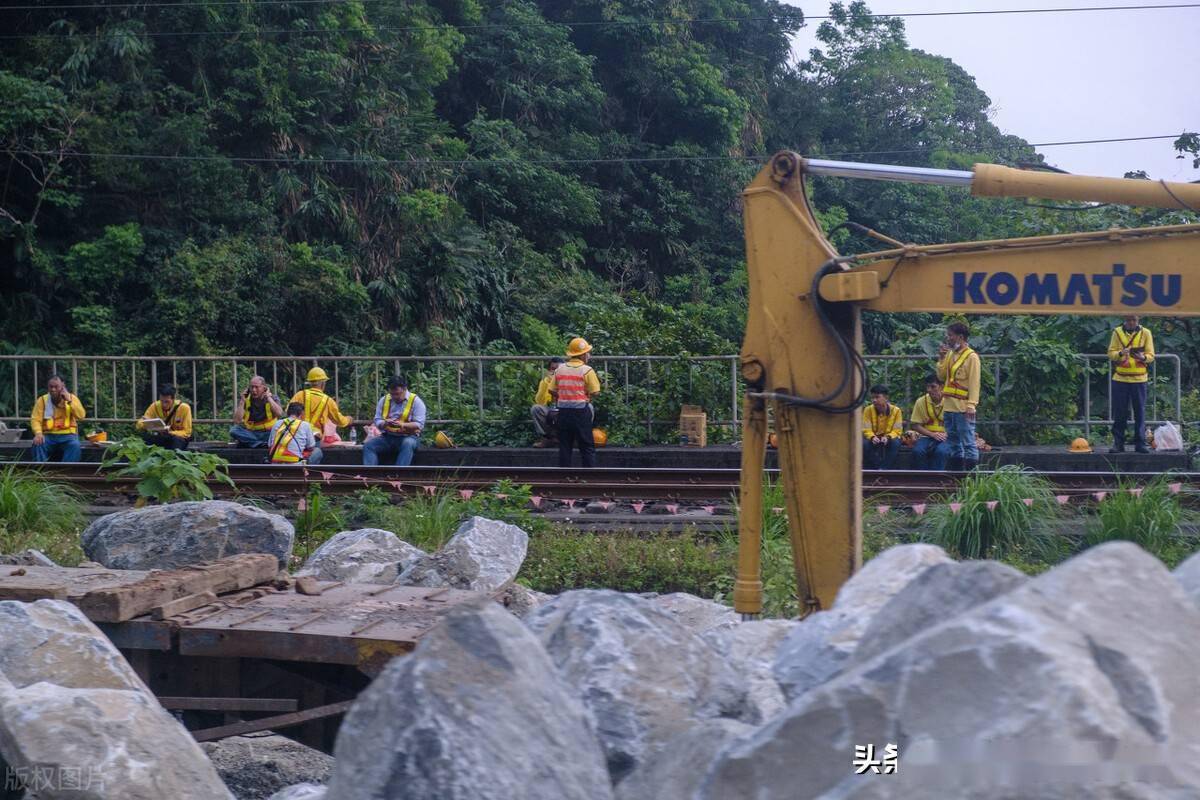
[
  {"x1": 301, "y1": 389, "x2": 331, "y2": 427},
  {"x1": 943, "y1": 347, "x2": 976, "y2": 400},
  {"x1": 920, "y1": 395, "x2": 945, "y2": 433},
  {"x1": 1112, "y1": 327, "x2": 1148, "y2": 380},
  {"x1": 40, "y1": 394, "x2": 76, "y2": 433},
  {"x1": 270, "y1": 419, "x2": 304, "y2": 463},
  {"x1": 242, "y1": 397, "x2": 278, "y2": 431},
  {"x1": 382, "y1": 393, "x2": 416, "y2": 426}
]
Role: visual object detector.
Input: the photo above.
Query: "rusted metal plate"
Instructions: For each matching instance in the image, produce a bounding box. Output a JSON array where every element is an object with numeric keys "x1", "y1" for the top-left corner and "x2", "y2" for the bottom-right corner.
[{"x1": 177, "y1": 582, "x2": 486, "y2": 674}]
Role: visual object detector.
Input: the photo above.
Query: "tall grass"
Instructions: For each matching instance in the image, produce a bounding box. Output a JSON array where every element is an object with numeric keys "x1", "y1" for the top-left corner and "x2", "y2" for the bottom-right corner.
[
  {"x1": 924, "y1": 465, "x2": 1064, "y2": 562},
  {"x1": 1085, "y1": 476, "x2": 1181, "y2": 553},
  {"x1": 0, "y1": 466, "x2": 85, "y2": 564}
]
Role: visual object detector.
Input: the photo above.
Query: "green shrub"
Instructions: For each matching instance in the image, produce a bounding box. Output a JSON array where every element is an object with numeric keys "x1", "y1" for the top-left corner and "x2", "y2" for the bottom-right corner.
[
  {"x1": 924, "y1": 465, "x2": 1064, "y2": 562},
  {"x1": 101, "y1": 437, "x2": 235, "y2": 504},
  {"x1": 0, "y1": 466, "x2": 85, "y2": 564},
  {"x1": 293, "y1": 487, "x2": 345, "y2": 563},
  {"x1": 1084, "y1": 477, "x2": 1181, "y2": 553}
]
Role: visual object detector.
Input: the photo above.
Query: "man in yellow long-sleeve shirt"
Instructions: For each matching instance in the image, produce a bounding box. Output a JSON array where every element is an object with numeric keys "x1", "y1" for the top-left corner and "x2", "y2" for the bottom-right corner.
[
  {"x1": 531, "y1": 356, "x2": 565, "y2": 447},
  {"x1": 136, "y1": 384, "x2": 193, "y2": 450},
  {"x1": 1107, "y1": 314, "x2": 1155, "y2": 453},
  {"x1": 289, "y1": 367, "x2": 351, "y2": 464},
  {"x1": 862, "y1": 385, "x2": 903, "y2": 469},
  {"x1": 29, "y1": 375, "x2": 86, "y2": 462},
  {"x1": 936, "y1": 321, "x2": 981, "y2": 471}
]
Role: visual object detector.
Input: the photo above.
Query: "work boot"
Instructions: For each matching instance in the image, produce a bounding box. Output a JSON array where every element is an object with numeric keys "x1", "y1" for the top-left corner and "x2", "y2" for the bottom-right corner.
[
  {"x1": 1134, "y1": 443, "x2": 1150, "y2": 454},
  {"x1": 1109, "y1": 444, "x2": 1125, "y2": 454},
  {"x1": 947, "y1": 456, "x2": 963, "y2": 472},
  {"x1": 963, "y1": 459, "x2": 979, "y2": 471}
]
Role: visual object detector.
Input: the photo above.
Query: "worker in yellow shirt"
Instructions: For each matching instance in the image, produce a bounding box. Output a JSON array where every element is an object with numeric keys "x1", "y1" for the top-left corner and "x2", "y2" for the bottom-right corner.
[
  {"x1": 531, "y1": 356, "x2": 565, "y2": 447},
  {"x1": 910, "y1": 374, "x2": 951, "y2": 470},
  {"x1": 936, "y1": 320, "x2": 982, "y2": 471},
  {"x1": 551, "y1": 338, "x2": 601, "y2": 468},
  {"x1": 29, "y1": 374, "x2": 86, "y2": 462},
  {"x1": 1107, "y1": 314, "x2": 1155, "y2": 453},
  {"x1": 289, "y1": 367, "x2": 352, "y2": 463},
  {"x1": 862, "y1": 384, "x2": 903, "y2": 469},
  {"x1": 136, "y1": 383, "x2": 193, "y2": 450}
]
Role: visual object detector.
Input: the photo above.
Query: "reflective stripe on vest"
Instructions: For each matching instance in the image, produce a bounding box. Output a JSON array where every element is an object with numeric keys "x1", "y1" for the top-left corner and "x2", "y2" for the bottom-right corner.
[
  {"x1": 554, "y1": 363, "x2": 592, "y2": 407},
  {"x1": 151, "y1": 401, "x2": 185, "y2": 433},
  {"x1": 42, "y1": 394, "x2": 74, "y2": 432},
  {"x1": 303, "y1": 390, "x2": 331, "y2": 426},
  {"x1": 382, "y1": 393, "x2": 416, "y2": 424},
  {"x1": 867, "y1": 404, "x2": 898, "y2": 436},
  {"x1": 922, "y1": 395, "x2": 945, "y2": 433},
  {"x1": 1113, "y1": 327, "x2": 1148, "y2": 378},
  {"x1": 943, "y1": 347, "x2": 976, "y2": 399},
  {"x1": 271, "y1": 419, "x2": 303, "y2": 463},
  {"x1": 243, "y1": 397, "x2": 277, "y2": 431}
]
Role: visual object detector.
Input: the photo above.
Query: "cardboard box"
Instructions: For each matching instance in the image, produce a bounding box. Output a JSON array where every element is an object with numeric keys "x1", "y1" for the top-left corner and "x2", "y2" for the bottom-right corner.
[{"x1": 678, "y1": 404, "x2": 707, "y2": 447}]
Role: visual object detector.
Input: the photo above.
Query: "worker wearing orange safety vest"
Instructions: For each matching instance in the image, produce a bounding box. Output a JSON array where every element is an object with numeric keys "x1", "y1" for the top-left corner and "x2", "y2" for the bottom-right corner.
[
  {"x1": 268, "y1": 402, "x2": 318, "y2": 464},
  {"x1": 550, "y1": 337, "x2": 601, "y2": 468},
  {"x1": 862, "y1": 384, "x2": 903, "y2": 469},
  {"x1": 29, "y1": 374, "x2": 86, "y2": 462},
  {"x1": 910, "y1": 373, "x2": 951, "y2": 470},
  {"x1": 1107, "y1": 314, "x2": 1155, "y2": 453},
  {"x1": 289, "y1": 367, "x2": 352, "y2": 460},
  {"x1": 936, "y1": 320, "x2": 981, "y2": 471},
  {"x1": 231, "y1": 375, "x2": 284, "y2": 448}
]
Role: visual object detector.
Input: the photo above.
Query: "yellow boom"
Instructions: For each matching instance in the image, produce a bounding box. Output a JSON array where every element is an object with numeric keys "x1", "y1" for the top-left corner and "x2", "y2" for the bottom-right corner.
[{"x1": 734, "y1": 152, "x2": 1200, "y2": 617}]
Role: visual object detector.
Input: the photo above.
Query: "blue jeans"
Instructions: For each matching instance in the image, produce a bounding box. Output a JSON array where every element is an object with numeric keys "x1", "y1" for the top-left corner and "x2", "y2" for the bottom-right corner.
[
  {"x1": 863, "y1": 437, "x2": 900, "y2": 469},
  {"x1": 31, "y1": 433, "x2": 82, "y2": 463},
  {"x1": 230, "y1": 425, "x2": 271, "y2": 447},
  {"x1": 1110, "y1": 380, "x2": 1147, "y2": 447},
  {"x1": 363, "y1": 434, "x2": 419, "y2": 466},
  {"x1": 944, "y1": 411, "x2": 978, "y2": 464},
  {"x1": 912, "y1": 436, "x2": 952, "y2": 470}
]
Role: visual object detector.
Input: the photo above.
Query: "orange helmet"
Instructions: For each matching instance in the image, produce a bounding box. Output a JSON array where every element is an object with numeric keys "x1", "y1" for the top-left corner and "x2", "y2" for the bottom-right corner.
[
  {"x1": 592, "y1": 428, "x2": 608, "y2": 447},
  {"x1": 1068, "y1": 437, "x2": 1092, "y2": 453}
]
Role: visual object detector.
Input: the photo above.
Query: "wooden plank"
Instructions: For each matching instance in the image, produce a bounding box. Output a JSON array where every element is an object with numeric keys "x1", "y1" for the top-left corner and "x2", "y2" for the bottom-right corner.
[
  {"x1": 189, "y1": 700, "x2": 353, "y2": 742},
  {"x1": 78, "y1": 555, "x2": 279, "y2": 623},
  {"x1": 152, "y1": 591, "x2": 217, "y2": 620},
  {"x1": 158, "y1": 696, "x2": 298, "y2": 713},
  {"x1": 0, "y1": 579, "x2": 68, "y2": 601}
]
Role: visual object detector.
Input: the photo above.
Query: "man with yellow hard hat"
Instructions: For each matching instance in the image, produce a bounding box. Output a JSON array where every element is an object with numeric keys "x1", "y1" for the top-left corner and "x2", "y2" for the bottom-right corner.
[
  {"x1": 550, "y1": 337, "x2": 601, "y2": 468},
  {"x1": 289, "y1": 366, "x2": 352, "y2": 461}
]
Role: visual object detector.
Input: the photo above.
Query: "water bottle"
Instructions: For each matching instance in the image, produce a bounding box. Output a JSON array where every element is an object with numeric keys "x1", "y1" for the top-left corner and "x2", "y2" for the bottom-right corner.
[{"x1": 350, "y1": 427, "x2": 358, "y2": 445}]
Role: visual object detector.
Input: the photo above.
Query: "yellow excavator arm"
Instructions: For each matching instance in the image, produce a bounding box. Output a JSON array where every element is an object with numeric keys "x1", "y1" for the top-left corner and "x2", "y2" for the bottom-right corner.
[{"x1": 735, "y1": 152, "x2": 1200, "y2": 617}]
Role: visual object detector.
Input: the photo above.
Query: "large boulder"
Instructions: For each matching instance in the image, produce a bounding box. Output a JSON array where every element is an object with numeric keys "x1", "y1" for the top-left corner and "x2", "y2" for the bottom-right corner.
[
  {"x1": 1174, "y1": 549, "x2": 1200, "y2": 608},
  {"x1": 700, "y1": 543, "x2": 1200, "y2": 799},
  {"x1": 296, "y1": 528, "x2": 425, "y2": 585},
  {"x1": 267, "y1": 786, "x2": 326, "y2": 800},
  {"x1": 773, "y1": 544, "x2": 951, "y2": 702},
  {"x1": 615, "y1": 719, "x2": 752, "y2": 800},
  {"x1": 81, "y1": 501, "x2": 294, "y2": 570},
  {"x1": 525, "y1": 590, "x2": 755, "y2": 783},
  {"x1": 703, "y1": 619, "x2": 795, "y2": 721},
  {"x1": 325, "y1": 600, "x2": 612, "y2": 800},
  {"x1": 650, "y1": 593, "x2": 739, "y2": 635},
  {"x1": 201, "y1": 735, "x2": 333, "y2": 800},
  {"x1": 396, "y1": 516, "x2": 528, "y2": 592}
]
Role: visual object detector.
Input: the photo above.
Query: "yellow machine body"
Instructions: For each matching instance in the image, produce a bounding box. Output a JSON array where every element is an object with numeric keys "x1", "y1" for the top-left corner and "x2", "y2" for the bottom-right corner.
[{"x1": 735, "y1": 152, "x2": 1200, "y2": 616}]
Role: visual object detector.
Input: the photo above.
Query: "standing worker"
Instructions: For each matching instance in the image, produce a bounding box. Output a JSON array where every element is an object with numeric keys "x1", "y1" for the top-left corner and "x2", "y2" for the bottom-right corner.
[
  {"x1": 551, "y1": 337, "x2": 601, "y2": 468},
  {"x1": 531, "y1": 356, "x2": 565, "y2": 447},
  {"x1": 231, "y1": 376, "x2": 283, "y2": 448},
  {"x1": 1107, "y1": 314, "x2": 1155, "y2": 453},
  {"x1": 910, "y1": 374, "x2": 951, "y2": 470},
  {"x1": 363, "y1": 376, "x2": 426, "y2": 466},
  {"x1": 29, "y1": 375, "x2": 86, "y2": 462},
  {"x1": 937, "y1": 321, "x2": 981, "y2": 471},
  {"x1": 290, "y1": 367, "x2": 352, "y2": 447},
  {"x1": 136, "y1": 383, "x2": 192, "y2": 450},
  {"x1": 268, "y1": 402, "x2": 319, "y2": 464},
  {"x1": 861, "y1": 385, "x2": 903, "y2": 469}
]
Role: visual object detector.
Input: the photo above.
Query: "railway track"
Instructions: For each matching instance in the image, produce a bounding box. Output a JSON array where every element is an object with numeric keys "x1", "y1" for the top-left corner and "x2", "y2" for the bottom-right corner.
[{"x1": 11, "y1": 462, "x2": 1198, "y2": 503}]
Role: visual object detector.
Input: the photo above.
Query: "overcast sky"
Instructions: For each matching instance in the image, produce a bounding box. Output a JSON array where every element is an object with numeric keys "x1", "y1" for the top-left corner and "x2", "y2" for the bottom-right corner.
[{"x1": 787, "y1": 1, "x2": 1199, "y2": 180}]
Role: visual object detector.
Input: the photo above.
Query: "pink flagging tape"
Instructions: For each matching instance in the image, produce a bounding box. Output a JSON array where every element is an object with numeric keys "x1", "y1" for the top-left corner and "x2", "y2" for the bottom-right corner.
[
  {"x1": 911, "y1": 503, "x2": 926, "y2": 516},
  {"x1": 1093, "y1": 491, "x2": 1107, "y2": 502},
  {"x1": 665, "y1": 504, "x2": 679, "y2": 514},
  {"x1": 1022, "y1": 498, "x2": 1034, "y2": 507},
  {"x1": 1055, "y1": 495, "x2": 1071, "y2": 505},
  {"x1": 876, "y1": 505, "x2": 890, "y2": 516},
  {"x1": 530, "y1": 495, "x2": 543, "y2": 508},
  {"x1": 390, "y1": 481, "x2": 404, "y2": 491},
  {"x1": 1169, "y1": 482, "x2": 1183, "y2": 494},
  {"x1": 702, "y1": 505, "x2": 716, "y2": 514},
  {"x1": 459, "y1": 489, "x2": 474, "y2": 500},
  {"x1": 948, "y1": 502, "x2": 962, "y2": 514},
  {"x1": 1128, "y1": 487, "x2": 1143, "y2": 498},
  {"x1": 319, "y1": 471, "x2": 334, "y2": 483},
  {"x1": 423, "y1": 485, "x2": 437, "y2": 495},
  {"x1": 985, "y1": 500, "x2": 999, "y2": 511},
  {"x1": 562, "y1": 499, "x2": 577, "y2": 509},
  {"x1": 632, "y1": 502, "x2": 646, "y2": 514},
  {"x1": 297, "y1": 498, "x2": 307, "y2": 511}
]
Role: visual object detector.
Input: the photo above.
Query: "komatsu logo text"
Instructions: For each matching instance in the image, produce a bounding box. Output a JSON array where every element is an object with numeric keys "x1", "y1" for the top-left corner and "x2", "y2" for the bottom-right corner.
[{"x1": 952, "y1": 264, "x2": 1180, "y2": 308}]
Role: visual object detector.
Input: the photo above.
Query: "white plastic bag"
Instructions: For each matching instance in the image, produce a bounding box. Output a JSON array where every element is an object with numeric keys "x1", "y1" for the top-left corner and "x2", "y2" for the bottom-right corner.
[{"x1": 1154, "y1": 421, "x2": 1183, "y2": 451}]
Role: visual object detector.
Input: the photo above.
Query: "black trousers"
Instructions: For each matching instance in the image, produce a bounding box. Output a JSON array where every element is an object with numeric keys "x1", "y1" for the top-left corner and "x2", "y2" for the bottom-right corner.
[
  {"x1": 557, "y1": 407, "x2": 595, "y2": 468},
  {"x1": 1111, "y1": 380, "x2": 1147, "y2": 446},
  {"x1": 141, "y1": 432, "x2": 190, "y2": 450}
]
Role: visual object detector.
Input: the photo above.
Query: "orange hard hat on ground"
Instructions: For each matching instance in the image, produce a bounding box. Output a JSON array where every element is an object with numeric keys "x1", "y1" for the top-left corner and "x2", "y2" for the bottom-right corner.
[
  {"x1": 566, "y1": 337, "x2": 592, "y2": 357},
  {"x1": 85, "y1": 431, "x2": 108, "y2": 443},
  {"x1": 435, "y1": 431, "x2": 456, "y2": 449},
  {"x1": 1068, "y1": 437, "x2": 1092, "y2": 453},
  {"x1": 592, "y1": 428, "x2": 607, "y2": 447}
]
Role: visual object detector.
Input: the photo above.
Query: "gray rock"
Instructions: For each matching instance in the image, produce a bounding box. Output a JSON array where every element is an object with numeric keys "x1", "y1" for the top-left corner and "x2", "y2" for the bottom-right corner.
[
  {"x1": 853, "y1": 560, "x2": 1027, "y2": 664},
  {"x1": 267, "y1": 785, "x2": 326, "y2": 800},
  {"x1": 0, "y1": 600, "x2": 145, "y2": 692},
  {"x1": 773, "y1": 544, "x2": 951, "y2": 702},
  {"x1": 296, "y1": 528, "x2": 425, "y2": 585},
  {"x1": 81, "y1": 500, "x2": 294, "y2": 570},
  {"x1": 497, "y1": 582, "x2": 547, "y2": 618},
  {"x1": 201, "y1": 735, "x2": 332, "y2": 800},
  {"x1": 615, "y1": 719, "x2": 752, "y2": 800},
  {"x1": 700, "y1": 543, "x2": 1200, "y2": 799},
  {"x1": 651, "y1": 592, "x2": 739, "y2": 635},
  {"x1": 0, "y1": 679, "x2": 233, "y2": 800},
  {"x1": 396, "y1": 516, "x2": 528, "y2": 592},
  {"x1": 1173, "y1": 549, "x2": 1200, "y2": 608},
  {"x1": 0, "y1": 549, "x2": 55, "y2": 567},
  {"x1": 704, "y1": 619, "x2": 795, "y2": 721},
  {"x1": 326, "y1": 600, "x2": 611, "y2": 800},
  {"x1": 526, "y1": 590, "x2": 755, "y2": 783}
]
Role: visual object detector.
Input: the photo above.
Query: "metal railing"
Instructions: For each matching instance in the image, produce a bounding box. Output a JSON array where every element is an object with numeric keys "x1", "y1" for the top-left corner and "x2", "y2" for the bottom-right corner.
[{"x1": 0, "y1": 353, "x2": 1184, "y2": 443}]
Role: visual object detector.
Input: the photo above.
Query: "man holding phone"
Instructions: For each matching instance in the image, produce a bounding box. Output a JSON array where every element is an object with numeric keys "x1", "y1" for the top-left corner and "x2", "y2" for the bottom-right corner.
[
  {"x1": 231, "y1": 375, "x2": 284, "y2": 448},
  {"x1": 936, "y1": 321, "x2": 981, "y2": 471},
  {"x1": 1107, "y1": 315, "x2": 1155, "y2": 453},
  {"x1": 363, "y1": 375, "x2": 426, "y2": 466},
  {"x1": 29, "y1": 375, "x2": 86, "y2": 462}
]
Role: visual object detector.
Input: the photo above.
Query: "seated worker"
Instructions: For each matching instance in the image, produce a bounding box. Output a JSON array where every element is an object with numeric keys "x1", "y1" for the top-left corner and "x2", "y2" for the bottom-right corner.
[
  {"x1": 552, "y1": 337, "x2": 602, "y2": 468},
  {"x1": 862, "y1": 384, "x2": 903, "y2": 469},
  {"x1": 531, "y1": 356, "x2": 565, "y2": 447},
  {"x1": 136, "y1": 383, "x2": 193, "y2": 450},
  {"x1": 268, "y1": 402, "x2": 319, "y2": 464},
  {"x1": 363, "y1": 376, "x2": 426, "y2": 466},
  {"x1": 289, "y1": 367, "x2": 352, "y2": 446},
  {"x1": 29, "y1": 374, "x2": 86, "y2": 463},
  {"x1": 910, "y1": 374, "x2": 951, "y2": 471},
  {"x1": 230, "y1": 376, "x2": 284, "y2": 448}
]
